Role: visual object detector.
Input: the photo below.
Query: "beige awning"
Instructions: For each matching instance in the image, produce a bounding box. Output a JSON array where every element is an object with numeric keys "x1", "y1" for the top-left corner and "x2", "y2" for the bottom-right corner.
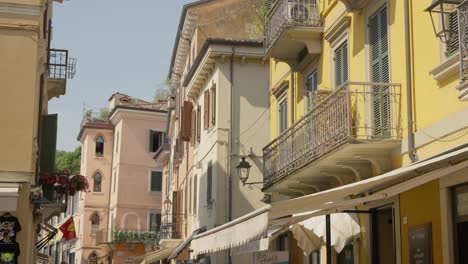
[
  {"x1": 137, "y1": 243, "x2": 182, "y2": 264},
  {"x1": 0, "y1": 183, "x2": 20, "y2": 212},
  {"x1": 188, "y1": 145, "x2": 468, "y2": 256},
  {"x1": 191, "y1": 205, "x2": 271, "y2": 257}
]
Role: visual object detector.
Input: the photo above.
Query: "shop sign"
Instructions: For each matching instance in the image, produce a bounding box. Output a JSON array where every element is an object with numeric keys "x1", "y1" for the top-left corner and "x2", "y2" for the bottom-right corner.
[
  {"x1": 253, "y1": 251, "x2": 289, "y2": 264},
  {"x1": 408, "y1": 223, "x2": 432, "y2": 264},
  {"x1": 231, "y1": 238, "x2": 269, "y2": 256}
]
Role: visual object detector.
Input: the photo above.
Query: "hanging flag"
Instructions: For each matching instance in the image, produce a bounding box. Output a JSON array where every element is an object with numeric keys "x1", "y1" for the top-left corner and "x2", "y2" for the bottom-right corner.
[{"x1": 59, "y1": 217, "x2": 76, "y2": 241}]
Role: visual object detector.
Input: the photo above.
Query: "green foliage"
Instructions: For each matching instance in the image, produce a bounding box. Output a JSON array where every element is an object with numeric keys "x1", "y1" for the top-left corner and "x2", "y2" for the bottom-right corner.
[
  {"x1": 99, "y1": 107, "x2": 110, "y2": 120},
  {"x1": 253, "y1": 0, "x2": 270, "y2": 36},
  {"x1": 55, "y1": 147, "x2": 81, "y2": 174}
]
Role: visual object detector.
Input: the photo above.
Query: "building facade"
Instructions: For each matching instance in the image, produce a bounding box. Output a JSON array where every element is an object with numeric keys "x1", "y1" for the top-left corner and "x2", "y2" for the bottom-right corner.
[{"x1": 0, "y1": 0, "x2": 75, "y2": 262}]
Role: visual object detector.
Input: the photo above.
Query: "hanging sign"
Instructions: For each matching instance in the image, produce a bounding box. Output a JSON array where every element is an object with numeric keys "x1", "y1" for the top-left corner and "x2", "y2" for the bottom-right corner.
[
  {"x1": 408, "y1": 223, "x2": 432, "y2": 264},
  {"x1": 253, "y1": 251, "x2": 289, "y2": 264}
]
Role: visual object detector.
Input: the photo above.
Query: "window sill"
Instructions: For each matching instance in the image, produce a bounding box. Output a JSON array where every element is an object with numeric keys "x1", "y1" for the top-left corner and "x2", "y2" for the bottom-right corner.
[
  {"x1": 92, "y1": 192, "x2": 104, "y2": 195},
  {"x1": 94, "y1": 155, "x2": 104, "y2": 159},
  {"x1": 150, "y1": 191, "x2": 162, "y2": 194},
  {"x1": 430, "y1": 52, "x2": 460, "y2": 82}
]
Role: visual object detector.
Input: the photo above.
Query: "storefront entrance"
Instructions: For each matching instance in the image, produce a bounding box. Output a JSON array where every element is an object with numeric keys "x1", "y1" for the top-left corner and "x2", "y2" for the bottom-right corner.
[
  {"x1": 372, "y1": 207, "x2": 395, "y2": 264},
  {"x1": 452, "y1": 184, "x2": 468, "y2": 263}
]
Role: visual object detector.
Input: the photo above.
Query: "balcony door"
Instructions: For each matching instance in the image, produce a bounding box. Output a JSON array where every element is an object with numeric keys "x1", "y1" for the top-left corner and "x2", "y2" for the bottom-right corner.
[{"x1": 369, "y1": 5, "x2": 391, "y2": 138}]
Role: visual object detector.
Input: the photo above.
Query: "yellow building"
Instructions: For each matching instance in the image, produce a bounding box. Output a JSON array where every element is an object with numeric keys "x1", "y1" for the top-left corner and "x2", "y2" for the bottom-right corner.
[
  {"x1": 0, "y1": 0, "x2": 75, "y2": 262},
  {"x1": 263, "y1": 0, "x2": 468, "y2": 263}
]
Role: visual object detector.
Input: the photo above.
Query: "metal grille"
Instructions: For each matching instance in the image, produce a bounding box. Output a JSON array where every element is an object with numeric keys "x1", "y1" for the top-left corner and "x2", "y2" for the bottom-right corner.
[
  {"x1": 265, "y1": 0, "x2": 322, "y2": 51},
  {"x1": 48, "y1": 49, "x2": 77, "y2": 79},
  {"x1": 160, "y1": 222, "x2": 181, "y2": 239},
  {"x1": 263, "y1": 82, "x2": 401, "y2": 188},
  {"x1": 459, "y1": 1, "x2": 468, "y2": 82}
]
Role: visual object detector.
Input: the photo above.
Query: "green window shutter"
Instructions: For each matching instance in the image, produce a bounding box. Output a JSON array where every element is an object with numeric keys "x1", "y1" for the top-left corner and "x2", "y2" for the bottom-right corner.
[
  {"x1": 369, "y1": 5, "x2": 390, "y2": 137},
  {"x1": 207, "y1": 162, "x2": 212, "y2": 203},
  {"x1": 151, "y1": 171, "x2": 162, "y2": 192},
  {"x1": 40, "y1": 114, "x2": 58, "y2": 173},
  {"x1": 447, "y1": 12, "x2": 459, "y2": 56},
  {"x1": 335, "y1": 42, "x2": 348, "y2": 87}
]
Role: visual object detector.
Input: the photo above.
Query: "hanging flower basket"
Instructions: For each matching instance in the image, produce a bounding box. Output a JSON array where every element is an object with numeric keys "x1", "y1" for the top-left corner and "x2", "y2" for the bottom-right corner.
[
  {"x1": 68, "y1": 174, "x2": 89, "y2": 195},
  {"x1": 39, "y1": 171, "x2": 89, "y2": 199}
]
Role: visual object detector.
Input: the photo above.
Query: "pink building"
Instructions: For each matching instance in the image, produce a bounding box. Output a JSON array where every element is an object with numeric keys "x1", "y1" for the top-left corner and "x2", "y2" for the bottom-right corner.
[{"x1": 75, "y1": 93, "x2": 167, "y2": 263}]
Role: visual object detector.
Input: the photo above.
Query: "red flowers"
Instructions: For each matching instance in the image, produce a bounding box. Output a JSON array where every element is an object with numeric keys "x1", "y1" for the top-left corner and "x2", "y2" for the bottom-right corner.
[{"x1": 39, "y1": 171, "x2": 89, "y2": 196}]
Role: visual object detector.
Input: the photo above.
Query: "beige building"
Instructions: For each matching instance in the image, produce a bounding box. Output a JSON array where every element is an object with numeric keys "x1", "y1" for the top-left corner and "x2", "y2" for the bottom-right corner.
[
  {"x1": 75, "y1": 93, "x2": 167, "y2": 264},
  {"x1": 147, "y1": 1, "x2": 270, "y2": 263},
  {"x1": 0, "y1": 0, "x2": 75, "y2": 263}
]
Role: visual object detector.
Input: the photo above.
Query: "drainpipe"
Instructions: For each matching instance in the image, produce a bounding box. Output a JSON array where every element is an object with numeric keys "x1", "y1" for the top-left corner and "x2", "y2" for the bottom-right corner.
[
  {"x1": 227, "y1": 47, "x2": 235, "y2": 264},
  {"x1": 404, "y1": 0, "x2": 418, "y2": 162},
  {"x1": 290, "y1": 69, "x2": 295, "y2": 124}
]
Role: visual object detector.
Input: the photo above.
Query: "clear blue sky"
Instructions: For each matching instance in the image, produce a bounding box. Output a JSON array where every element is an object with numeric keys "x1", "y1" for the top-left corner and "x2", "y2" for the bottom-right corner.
[{"x1": 49, "y1": 0, "x2": 193, "y2": 151}]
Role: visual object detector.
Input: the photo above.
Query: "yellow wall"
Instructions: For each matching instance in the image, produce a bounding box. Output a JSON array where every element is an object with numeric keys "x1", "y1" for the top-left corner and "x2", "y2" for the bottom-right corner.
[{"x1": 399, "y1": 180, "x2": 442, "y2": 264}]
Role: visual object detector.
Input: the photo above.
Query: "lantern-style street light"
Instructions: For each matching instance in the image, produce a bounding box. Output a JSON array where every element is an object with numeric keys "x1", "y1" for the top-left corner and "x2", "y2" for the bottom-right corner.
[
  {"x1": 236, "y1": 157, "x2": 262, "y2": 188},
  {"x1": 426, "y1": 0, "x2": 463, "y2": 47},
  {"x1": 163, "y1": 197, "x2": 172, "y2": 214}
]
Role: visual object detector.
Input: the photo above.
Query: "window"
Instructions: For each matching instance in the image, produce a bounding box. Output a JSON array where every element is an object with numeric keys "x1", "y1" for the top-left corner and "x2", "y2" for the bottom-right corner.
[
  {"x1": 306, "y1": 70, "x2": 318, "y2": 92},
  {"x1": 150, "y1": 171, "x2": 162, "y2": 192},
  {"x1": 91, "y1": 212, "x2": 100, "y2": 233},
  {"x1": 88, "y1": 252, "x2": 98, "y2": 264},
  {"x1": 115, "y1": 131, "x2": 119, "y2": 153},
  {"x1": 334, "y1": 41, "x2": 349, "y2": 87},
  {"x1": 211, "y1": 85, "x2": 216, "y2": 126},
  {"x1": 446, "y1": 12, "x2": 459, "y2": 57},
  {"x1": 204, "y1": 90, "x2": 210, "y2": 130},
  {"x1": 95, "y1": 136, "x2": 104, "y2": 157},
  {"x1": 93, "y1": 172, "x2": 102, "y2": 192},
  {"x1": 278, "y1": 96, "x2": 288, "y2": 134},
  {"x1": 150, "y1": 130, "x2": 165, "y2": 152},
  {"x1": 149, "y1": 213, "x2": 161, "y2": 233},
  {"x1": 193, "y1": 175, "x2": 198, "y2": 214},
  {"x1": 207, "y1": 162, "x2": 213, "y2": 204}
]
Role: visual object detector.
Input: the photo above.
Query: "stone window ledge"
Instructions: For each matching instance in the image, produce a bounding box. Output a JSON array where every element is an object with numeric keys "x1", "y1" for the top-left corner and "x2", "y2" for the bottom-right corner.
[{"x1": 430, "y1": 52, "x2": 460, "y2": 82}]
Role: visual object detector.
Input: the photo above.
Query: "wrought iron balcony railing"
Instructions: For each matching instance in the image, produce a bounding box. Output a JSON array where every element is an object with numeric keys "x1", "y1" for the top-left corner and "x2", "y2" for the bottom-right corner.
[
  {"x1": 48, "y1": 49, "x2": 77, "y2": 80},
  {"x1": 265, "y1": 0, "x2": 322, "y2": 51},
  {"x1": 160, "y1": 222, "x2": 181, "y2": 240},
  {"x1": 263, "y1": 81, "x2": 402, "y2": 188}
]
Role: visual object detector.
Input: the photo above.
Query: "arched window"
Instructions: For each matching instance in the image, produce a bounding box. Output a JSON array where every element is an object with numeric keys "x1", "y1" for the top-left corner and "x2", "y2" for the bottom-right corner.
[
  {"x1": 91, "y1": 213, "x2": 100, "y2": 234},
  {"x1": 88, "y1": 251, "x2": 98, "y2": 264},
  {"x1": 93, "y1": 173, "x2": 102, "y2": 192},
  {"x1": 95, "y1": 136, "x2": 104, "y2": 156}
]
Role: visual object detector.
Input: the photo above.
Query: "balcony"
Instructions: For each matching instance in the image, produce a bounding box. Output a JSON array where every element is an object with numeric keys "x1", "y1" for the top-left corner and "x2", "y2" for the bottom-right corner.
[
  {"x1": 338, "y1": 0, "x2": 370, "y2": 12},
  {"x1": 153, "y1": 142, "x2": 170, "y2": 166},
  {"x1": 96, "y1": 229, "x2": 159, "y2": 245},
  {"x1": 160, "y1": 222, "x2": 181, "y2": 240},
  {"x1": 263, "y1": 82, "x2": 402, "y2": 195},
  {"x1": 47, "y1": 49, "x2": 77, "y2": 100},
  {"x1": 265, "y1": 0, "x2": 323, "y2": 69}
]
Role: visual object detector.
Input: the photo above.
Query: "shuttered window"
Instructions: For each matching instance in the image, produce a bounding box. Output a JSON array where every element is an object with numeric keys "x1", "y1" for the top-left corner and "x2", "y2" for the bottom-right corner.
[
  {"x1": 197, "y1": 105, "x2": 201, "y2": 143},
  {"x1": 211, "y1": 86, "x2": 216, "y2": 126},
  {"x1": 278, "y1": 97, "x2": 288, "y2": 134},
  {"x1": 204, "y1": 90, "x2": 210, "y2": 130},
  {"x1": 40, "y1": 114, "x2": 58, "y2": 173},
  {"x1": 369, "y1": 5, "x2": 391, "y2": 137},
  {"x1": 149, "y1": 130, "x2": 165, "y2": 152},
  {"x1": 447, "y1": 12, "x2": 459, "y2": 56},
  {"x1": 181, "y1": 101, "x2": 193, "y2": 141},
  {"x1": 207, "y1": 161, "x2": 213, "y2": 204},
  {"x1": 150, "y1": 171, "x2": 162, "y2": 192},
  {"x1": 191, "y1": 108, "x2": 196, "y2": 145},
  {"x1": 306, "y1": 70, "x2": 318, "y2": 92},
  {"x1": 149, "y1": 213, "x2": 161, "y2": 233},
  {"x1": 334, "y1": 41, "x2": 348, "y2": 87}
]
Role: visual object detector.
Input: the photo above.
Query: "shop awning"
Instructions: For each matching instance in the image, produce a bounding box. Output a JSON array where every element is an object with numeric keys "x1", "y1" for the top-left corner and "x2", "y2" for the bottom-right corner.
[
  {"x1": 137, "y1": 242, "x2": 182, "y2": 264},
  {"x1": 188, "y1": 145, "x2": 468, "y2": 256},
  {"x1": 168, "y1": 227, "x2": 206, "y2": 260},
  {"x1": 291, "y1": 213, "x2": 360, "y2": 255},
  {"x1": 191, "y1": 205, "x2": 271, "y2": 257},
  {"x1": 0, "y1": 183, "x2": 20, "y2": 212}
]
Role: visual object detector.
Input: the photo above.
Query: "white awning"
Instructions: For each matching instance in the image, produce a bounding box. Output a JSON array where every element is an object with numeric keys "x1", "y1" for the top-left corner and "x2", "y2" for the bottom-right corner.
[
  {"x1": 291, "y1": 213, "x2": 360, "y2": 255},
  {"x1": 191, "y1": 205, "x2": 271, "y2": 257},
  {"x1": 0, "y1": 183, "x2": 20, "y2": 212},
  {"x1": 137, "y1": 243, "x2": 182, "y2": 264}
]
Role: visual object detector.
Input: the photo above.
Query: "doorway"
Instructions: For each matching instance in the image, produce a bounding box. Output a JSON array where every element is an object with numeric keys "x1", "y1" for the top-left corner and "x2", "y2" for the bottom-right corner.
[
  {"x1": 372, "y1": 207, "x2": 395, "y2": 264},
  {"x1": 452, "y1": 184, "x2": 468, "y2": 263}
]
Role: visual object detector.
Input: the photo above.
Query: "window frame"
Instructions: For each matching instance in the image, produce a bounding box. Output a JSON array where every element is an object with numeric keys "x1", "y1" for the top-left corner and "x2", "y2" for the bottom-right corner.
[
  {"x1": 95, "y1": 136, "x2": 105, "y2": 157},
  {"x1": 150, "y1": 170, "x2": 163, "y2": 193},
  {"x1": 93, "y1": 172, "x2": 102, "y2": 193},
  {"x1": 333, "y1": 40, "x2": 349, "y2": 88},
  {"x1": 149, "y1": 212, "x2": 161, "y2": 233},
  {"x1": 278, "y1": 93, "x2": 288, "y2": 135}
]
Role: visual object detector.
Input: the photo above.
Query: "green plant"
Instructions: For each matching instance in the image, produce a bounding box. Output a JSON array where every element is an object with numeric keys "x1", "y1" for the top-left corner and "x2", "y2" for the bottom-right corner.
[{"x1": 99, "y1": 107, "x2": 110, "y2": 120}]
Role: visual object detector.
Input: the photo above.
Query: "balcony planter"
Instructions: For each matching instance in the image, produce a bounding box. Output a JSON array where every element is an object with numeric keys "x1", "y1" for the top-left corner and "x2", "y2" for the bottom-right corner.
[{"x1": 39, "y1": 171, "x2": 89, "y2": 202}]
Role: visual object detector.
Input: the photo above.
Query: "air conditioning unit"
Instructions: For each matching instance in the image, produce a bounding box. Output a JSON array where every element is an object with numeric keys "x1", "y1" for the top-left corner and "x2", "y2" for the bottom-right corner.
[{"x1": 289, "y1": 1, "x2": 310, "y2": 21}]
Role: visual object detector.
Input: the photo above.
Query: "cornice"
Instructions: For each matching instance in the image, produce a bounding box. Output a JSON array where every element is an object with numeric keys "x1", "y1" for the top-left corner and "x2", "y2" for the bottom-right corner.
[{"x1": 0, "y1": 2, "x2": 41, "y2": 16}]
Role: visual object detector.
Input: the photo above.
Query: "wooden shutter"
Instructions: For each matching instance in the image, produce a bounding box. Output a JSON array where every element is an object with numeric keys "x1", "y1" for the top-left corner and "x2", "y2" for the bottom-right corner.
[
  {"x1": 197, "y1": 105, "x2": 201, "y2": 143},
  {"x1": 191, "y1": 108, "x2": 196, "y2": 145},
  {"x1": 369, "y1": 6, "x2": 390, "y2": 137},
  {"x1": 211, "y1": 87, "x2": 216, "y2": 126},
  {"x1": 207, "y1": 162, "x2": 213, "y2": 203},
  {"x1": 39, "y1": 114, "x2": 58, "y2": 173},
  {"x1": 334, "y1": 42, "x2": 348, "y2": 87},
  {"x1": 448, "y1": 12, "x2": 459, "y2": 56},
  {"x1": 181, "y1": 101, "x2": 193, "y2": 141},
  {"x1": 204, "y1": 90, "x2": 210, "y2": 129}
]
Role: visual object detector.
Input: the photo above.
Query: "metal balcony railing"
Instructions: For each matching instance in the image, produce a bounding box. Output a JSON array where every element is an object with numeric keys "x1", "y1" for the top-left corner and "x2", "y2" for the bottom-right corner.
[
  {"x1": 160, "y1": 222, "x2": 181, "y2": 240},
  {"x1": 265, "y1": 0, "x2": 322, "y2": 51},
  {"x1": 112, "y1": 229, "x2": 159, "y2": 244},
  {"x1": 263, "y1": 82, "x2": 402, "y2": 187},
  {"x1": 48, "y1": 49, "x2": 77, "y2": 80},
  {"x1": 459, "y1": 1, "x2": 468, "y2": 82}
]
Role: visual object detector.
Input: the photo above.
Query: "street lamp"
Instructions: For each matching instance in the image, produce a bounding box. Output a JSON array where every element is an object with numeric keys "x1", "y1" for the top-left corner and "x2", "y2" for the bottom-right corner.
[
  {"x1": 236, "y1": 157, "x2": 262, "y2": 188},
  {"x1": 163, "y1": 197, "x2": 172, "y2": 214},
  {"x1": 426, "y1": 0, "x2": 462, "y2": 45}
]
